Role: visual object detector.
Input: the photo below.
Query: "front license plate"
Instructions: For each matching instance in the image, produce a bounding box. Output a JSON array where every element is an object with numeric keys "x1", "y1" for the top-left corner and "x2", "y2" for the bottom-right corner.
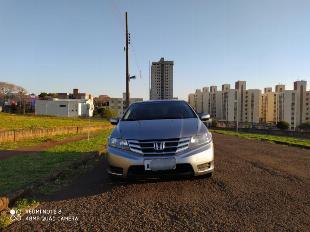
[{"x1": 144, "y1": 158, "x2": 176, "y2": 171}]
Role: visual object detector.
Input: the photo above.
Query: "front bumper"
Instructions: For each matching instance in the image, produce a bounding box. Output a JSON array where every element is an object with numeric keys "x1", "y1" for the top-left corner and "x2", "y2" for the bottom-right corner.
[{"x1": 106, "y1": 142, "x2": 214, "y2": 178}]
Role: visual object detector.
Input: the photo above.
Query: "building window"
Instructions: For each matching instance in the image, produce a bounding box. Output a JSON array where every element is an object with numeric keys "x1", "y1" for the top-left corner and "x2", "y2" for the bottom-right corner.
[{"x1": 59, "y1": 105, "x2": 66, "y2": 108}]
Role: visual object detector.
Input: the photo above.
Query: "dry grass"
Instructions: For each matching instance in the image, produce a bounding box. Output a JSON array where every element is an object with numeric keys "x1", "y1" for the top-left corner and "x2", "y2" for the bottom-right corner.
[{"x1": 0, "y1": 113, "x2": 109, "y2": 131}]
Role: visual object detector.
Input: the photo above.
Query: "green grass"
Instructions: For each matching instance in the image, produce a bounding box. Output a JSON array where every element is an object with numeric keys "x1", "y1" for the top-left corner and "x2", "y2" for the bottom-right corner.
[
  {"x1": 211, "y1": 129, "x2": 310, "y2": 148},
  {"x1": 0, "y1": 133, "x2": 88, "y2": 150},
  {"x1": 0, "y1": 112, "x2": 109, "y2": 131},
  {"x1": 0, "y1": 128, "x2": 112, "y2": 196},
  {"x1": 0, "y1": 198, "x2": 39, "y2": 229}
]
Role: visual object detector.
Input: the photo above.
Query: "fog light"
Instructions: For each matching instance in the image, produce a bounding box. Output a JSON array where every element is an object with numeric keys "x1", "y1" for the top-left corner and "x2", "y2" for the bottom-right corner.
[{"x1": 197, "y1": 162, "x2": 211, "y2": 171}]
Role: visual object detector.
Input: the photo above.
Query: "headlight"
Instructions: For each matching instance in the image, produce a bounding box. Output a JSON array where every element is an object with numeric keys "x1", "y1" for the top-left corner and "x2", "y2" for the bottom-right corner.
[
  {"x1": 189, "y1": 132, "x2": 212, "y2": 147},
  {"x1": 108, "y1": 137, "x2": 130, "y2": 150}
]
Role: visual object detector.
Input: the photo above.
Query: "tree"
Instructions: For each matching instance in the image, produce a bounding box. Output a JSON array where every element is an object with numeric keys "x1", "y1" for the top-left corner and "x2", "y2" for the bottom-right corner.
[
  {"x1": 38, "y1": 92, "x2": 58, "y2": 100},
  {"x1": 298, "y1": 122, "x2": 310, "y2": 130},
  {"x1": 0, "y1": 82, "x2": 26, "y2": 95},
  {"x1": 276, "y1": 121, "x2": 289, "y2": 130},
  {"x1": 38, "y1": 92, "x2": 49, "y2": 100},
  {"x1": 17, "y1": 89, "x2": 27, "y2": 114}
]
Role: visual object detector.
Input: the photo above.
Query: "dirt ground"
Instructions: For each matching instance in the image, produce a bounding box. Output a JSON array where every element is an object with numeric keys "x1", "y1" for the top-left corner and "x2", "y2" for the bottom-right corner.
[{"x1": 7, "y1": 133, "x2": 310, "y2": 232}]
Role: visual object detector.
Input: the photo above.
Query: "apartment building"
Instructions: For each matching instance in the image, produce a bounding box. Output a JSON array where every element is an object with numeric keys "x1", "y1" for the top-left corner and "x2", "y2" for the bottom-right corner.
[
  {"x1": 242, "y1": 89, "x2": 262, "y2": 123},
  {"x1": 150, "y1": 58, "x2": 174, "y2": 100},
  {"x1": 194, "y1": 89, "x2": 203, "y2": 113},
  {"x1": 188, "y1": 89, "x2": 205, "y2": 113},
  {"x1": 277, "y1": 90, "x2": 298, "y2": 130},
  {"x1": 188, "y1": 81, "x2": 261, "y2": 123},
  {"x1": 188, "y1": 80, "x2": 309, "y2": 130},
  {"x1": 235, "y1": 81, "x2": 247, "y2": 122},
  {"x1": 188, "y1": 93, "x2": 195, "y2": 110},
  {"x1": 202, "y1": 87, "x2": 210, "y2": 114},
  {"x1": 294, "y1": 81, "x2": 307, "y2": 126},
  {"x1": 261, "y1": 89, "x2": 277, "y2": 123},
  {"x1": 260, "y1": 84, "x2": 287, "y2": 124},
  {"x1": 275, "y1": 84, "x2": 285, "y2": 93},
  {"x1": 222, "y1": 88, "x2": 238, "y2": 122},
  {"x1": 303, "y1": 91, "x2": 310, "y2": 122},
  {"x1": 109, "y1": 93, "x2": 143, "y2": 117}
]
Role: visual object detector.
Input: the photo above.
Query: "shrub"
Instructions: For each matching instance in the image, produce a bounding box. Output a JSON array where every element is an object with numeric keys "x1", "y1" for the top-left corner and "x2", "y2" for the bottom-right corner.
[
  {"x1": 211, "y1": 119, "x2": 218, "y2": 128},
  {"x1": 298, "y1": 122, "x2": 310, "y2": 130},
  {"x1": 276, "y1": 121, "x2": 289, "y2": 130},
  {"x1": 102, "y1": 108, "x2": 118, "y2": 119}
]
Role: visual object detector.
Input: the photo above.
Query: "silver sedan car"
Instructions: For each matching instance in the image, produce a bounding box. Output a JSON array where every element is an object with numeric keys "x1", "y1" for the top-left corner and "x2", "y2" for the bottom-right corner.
[{"x1": 107, "y1": 100, "x2": 214, "y2": 178}]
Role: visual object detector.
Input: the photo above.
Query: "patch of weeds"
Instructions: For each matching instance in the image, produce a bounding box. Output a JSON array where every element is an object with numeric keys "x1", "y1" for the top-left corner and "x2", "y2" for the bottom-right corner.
[
  {"x1": 0, "y1": 198, "x2": 39, "y2": 230},
  {"x1": 37, "y1": 157, "x2": 102, "y2": 195}
]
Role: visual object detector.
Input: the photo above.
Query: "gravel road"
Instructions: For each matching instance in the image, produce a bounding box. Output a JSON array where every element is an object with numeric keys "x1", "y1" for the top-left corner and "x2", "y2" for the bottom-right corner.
[{"x1": 7, "y1": 133, "x2": 310, "y2": 231}]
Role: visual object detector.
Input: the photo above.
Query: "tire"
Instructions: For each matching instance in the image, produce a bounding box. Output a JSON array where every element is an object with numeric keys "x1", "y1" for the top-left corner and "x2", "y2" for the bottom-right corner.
[
  {"x1": 108, "y1": 173, "x2": 121, "y2": 182},
  {"x1": 204, "y1": 172, "x2": 213, "y2": 178}
]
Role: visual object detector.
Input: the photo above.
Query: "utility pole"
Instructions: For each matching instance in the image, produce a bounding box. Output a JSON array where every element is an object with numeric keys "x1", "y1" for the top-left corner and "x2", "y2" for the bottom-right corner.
[{"x1": 125, "y1": 11, "x2": 130, "y2": 109}]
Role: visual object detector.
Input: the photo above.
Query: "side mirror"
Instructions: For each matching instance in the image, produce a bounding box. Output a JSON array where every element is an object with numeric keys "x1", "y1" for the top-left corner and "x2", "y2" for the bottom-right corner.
[
  {"x1": 110, "y1": 118, "x2": 119, "y2": 125},
  {"x1": 200, "y1": 114, "x2": 210, "y2": 121}
]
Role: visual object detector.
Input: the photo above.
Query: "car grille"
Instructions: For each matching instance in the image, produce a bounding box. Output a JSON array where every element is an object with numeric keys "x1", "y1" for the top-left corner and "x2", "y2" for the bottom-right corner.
[{"x1": 127, "y1": 138, "x2": 190, "y2": 156}]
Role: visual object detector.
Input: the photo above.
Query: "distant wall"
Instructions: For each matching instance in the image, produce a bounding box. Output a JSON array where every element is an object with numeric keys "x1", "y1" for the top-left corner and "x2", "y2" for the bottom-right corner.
[{"x1": 0, "y1": 126, "x2": 107, "y2": 143}]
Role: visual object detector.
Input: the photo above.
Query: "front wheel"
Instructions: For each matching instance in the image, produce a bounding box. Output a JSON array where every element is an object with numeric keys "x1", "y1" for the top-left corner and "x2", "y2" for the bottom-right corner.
[
  {"x1": 108, "y1": 173, "x2": 121, "y2": 182},
  {"x1": 203, "y1": 172, "x2": 213, "y2": 178}
]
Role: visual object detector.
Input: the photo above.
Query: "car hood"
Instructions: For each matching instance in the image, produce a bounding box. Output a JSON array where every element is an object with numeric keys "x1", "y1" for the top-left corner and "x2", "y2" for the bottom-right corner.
[{"x1": 111, "y1": 118, "x2": 207, "y2": 140}]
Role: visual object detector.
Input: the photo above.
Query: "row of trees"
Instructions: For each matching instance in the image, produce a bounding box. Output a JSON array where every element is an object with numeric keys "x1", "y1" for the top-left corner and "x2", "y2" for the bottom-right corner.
[
  {"x1": 0, "y1": 82, "x2": 31, "y2": 114},
  {"x1": 276, "y1": 121, "x2": 310, "y2": 130}
]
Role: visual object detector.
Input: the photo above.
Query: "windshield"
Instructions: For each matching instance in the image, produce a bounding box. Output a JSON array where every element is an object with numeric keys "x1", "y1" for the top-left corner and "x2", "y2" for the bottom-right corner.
[{"x1": 122, "y1": 101, "x2": 197, "y2": 121}]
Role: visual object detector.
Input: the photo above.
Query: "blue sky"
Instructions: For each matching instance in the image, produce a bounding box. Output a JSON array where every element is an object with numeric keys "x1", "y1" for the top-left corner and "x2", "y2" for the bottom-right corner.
[{"x1": 0, "y1": 0, "x2": 309, "y2": 100}]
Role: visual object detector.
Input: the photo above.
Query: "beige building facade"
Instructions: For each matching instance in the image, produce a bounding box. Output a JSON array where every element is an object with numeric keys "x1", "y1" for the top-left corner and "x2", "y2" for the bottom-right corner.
[
  {"x1": 188, "y1": 80, "x2": 310, "y2": 129},
  {"x1": 188, "y1": 81, "x2": 260, "y2": 123}
]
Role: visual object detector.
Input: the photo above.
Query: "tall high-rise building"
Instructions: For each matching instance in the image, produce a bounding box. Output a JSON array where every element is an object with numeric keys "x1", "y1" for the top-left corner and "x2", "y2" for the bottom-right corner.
[{"x1": 150, "y1": 58, "x2": 174, "y2": 100}]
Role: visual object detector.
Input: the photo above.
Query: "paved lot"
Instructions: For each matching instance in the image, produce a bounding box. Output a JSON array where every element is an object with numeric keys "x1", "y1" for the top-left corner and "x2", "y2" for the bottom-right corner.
[{"x1": 7, "y1": 133, "x2": 310, "y2": 231}]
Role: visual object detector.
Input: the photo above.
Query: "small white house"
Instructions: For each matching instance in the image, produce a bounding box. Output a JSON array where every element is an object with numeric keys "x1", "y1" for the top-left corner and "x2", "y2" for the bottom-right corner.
[{"x1": 35, "y1": 98, "x2": 94, "y2": 117}]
